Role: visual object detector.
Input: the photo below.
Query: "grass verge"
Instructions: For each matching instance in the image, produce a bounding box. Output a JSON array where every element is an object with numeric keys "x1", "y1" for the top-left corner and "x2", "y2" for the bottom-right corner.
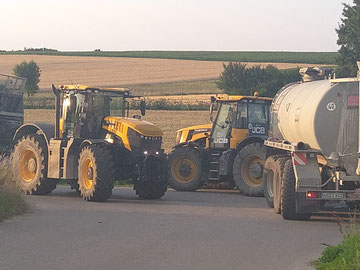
[
  {"x1": 0, "y1": 158, "x2": 28, "y2": 221},
  {"x1": 315, "y1": 212, "x2": 360, "y2": 270}
]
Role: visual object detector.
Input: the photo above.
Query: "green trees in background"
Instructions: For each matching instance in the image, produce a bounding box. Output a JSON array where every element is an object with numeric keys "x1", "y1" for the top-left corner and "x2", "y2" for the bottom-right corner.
[
  {"x1": 13, "y1": 60, "x2": 41, "y2": 97},
  {"x1": 216, "y1": 62, "x2": 300, "y2": 97},
  {"x1": 336, "y1": 0, "x2": 360, "y2": 77}
]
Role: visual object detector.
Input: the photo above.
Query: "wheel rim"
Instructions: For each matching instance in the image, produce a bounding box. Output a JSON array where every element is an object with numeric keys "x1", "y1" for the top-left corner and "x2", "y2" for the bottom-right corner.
[
  {"x1": 82, "y1": 158, "x2": 94, "y2": 190},
  {"x1": 171, "y1": 157, "x2": 197, "y2": 184},
  {"x1": 19, "y1": 148, "x2": 38, "y2": 182},
  {"x1": 241, "y1": 156, "x2": 264, "y2": 187}
]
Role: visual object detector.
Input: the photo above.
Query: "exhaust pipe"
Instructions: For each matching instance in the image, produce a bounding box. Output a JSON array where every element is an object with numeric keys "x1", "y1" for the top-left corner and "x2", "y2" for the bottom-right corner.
[
  {"x1": 52, "y1": 84, "x2": 60, "y2": 138},
  {"x1": 356, "y1": 62, "x2": 360, "y2": 175}
]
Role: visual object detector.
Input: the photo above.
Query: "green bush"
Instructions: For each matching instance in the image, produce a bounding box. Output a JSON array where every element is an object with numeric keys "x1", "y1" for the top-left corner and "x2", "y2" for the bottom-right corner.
[{"x1": 315, "y1": 234, "x2": 360, "y2": 270}]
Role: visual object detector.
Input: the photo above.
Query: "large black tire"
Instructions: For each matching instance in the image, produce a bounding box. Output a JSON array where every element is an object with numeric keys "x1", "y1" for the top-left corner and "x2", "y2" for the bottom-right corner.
[
  {"x1": 134, "y1": 180, "x2": 167, "y2": 200},
  {"x1": 168, "y1": 147, "x2": 203, "y2": 191},
  {"x1": 12, "y1": 134, "x2": 57, "y2": 195},
  {"x1": 273, "y1": 157, "x2": 289, "y2": 214},
  {"x1": 263, "y1": 155, "x2": 288, "y2": 208},
  {"x1": 77, "y1": 145, "x2": 115, "y2": 202},
  {"x1": 233, "y1": 143, "x2": 266, "y2": 197},
  {"x1": 281, "y1": 159, "x2": 312, "y2": 220}
]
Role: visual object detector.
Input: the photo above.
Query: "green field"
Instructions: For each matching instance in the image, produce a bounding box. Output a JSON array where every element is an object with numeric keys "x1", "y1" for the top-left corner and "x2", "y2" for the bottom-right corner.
[
  {"x1": 1, "y1": 50, "x2": 338, "y2": 65},
  {"x1": 125, "y1": 79, "x2": 219, "y2": 96}
]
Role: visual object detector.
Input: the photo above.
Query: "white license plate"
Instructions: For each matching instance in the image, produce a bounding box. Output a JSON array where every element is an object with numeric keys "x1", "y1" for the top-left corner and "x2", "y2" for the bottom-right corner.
[{"x1": 320, "y1": 192, "x2": 345, "y2": 199}]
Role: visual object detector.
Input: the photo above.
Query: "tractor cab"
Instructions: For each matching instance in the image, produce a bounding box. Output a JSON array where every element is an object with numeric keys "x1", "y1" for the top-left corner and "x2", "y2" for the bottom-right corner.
[
  {"x1": 54, "y1": 85, "x2": 145, "y2": 140},
  {"x1": 209, "y1": 95, "x2": 272, "y2": 150}
]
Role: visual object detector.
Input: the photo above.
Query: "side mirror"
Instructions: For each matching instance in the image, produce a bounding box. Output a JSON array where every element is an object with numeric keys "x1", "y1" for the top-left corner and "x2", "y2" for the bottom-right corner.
[{"x1": 140, "y1": 100, "x2": 146, "y2": 116}]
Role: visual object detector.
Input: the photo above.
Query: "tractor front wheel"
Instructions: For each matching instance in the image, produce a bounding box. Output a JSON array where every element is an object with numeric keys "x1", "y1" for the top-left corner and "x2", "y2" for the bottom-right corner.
[
  {"x1": 168, "y1": 147, "x2": 203, "y2": 191},
  {"x1": 77, "y1": 145, "x2": 115, "y2": 202}
]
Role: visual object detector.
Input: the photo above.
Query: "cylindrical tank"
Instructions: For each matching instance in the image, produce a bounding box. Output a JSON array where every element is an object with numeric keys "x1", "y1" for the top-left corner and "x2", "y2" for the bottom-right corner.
[{"x1": 271, "y1": 79, "x2": 359, "y2": 174}]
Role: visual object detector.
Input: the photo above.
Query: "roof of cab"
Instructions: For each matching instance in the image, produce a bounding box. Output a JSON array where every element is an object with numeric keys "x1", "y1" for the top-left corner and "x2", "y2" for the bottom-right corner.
[
  {"x1": 58, "y1": 85, "x2": 130, "y2": 94},
  {"x1": 216, "y1": 95, "x2": 272, "y2": 102}
]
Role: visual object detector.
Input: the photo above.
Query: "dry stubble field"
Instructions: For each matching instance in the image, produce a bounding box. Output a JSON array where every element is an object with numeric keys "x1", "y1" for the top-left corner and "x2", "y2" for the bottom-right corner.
[
  {"x1": 1, "y1": 55, "x2": 323, "y2": 92},
  {"x1": 24, "y1": 109, "x2": 210, "y2": 152}
]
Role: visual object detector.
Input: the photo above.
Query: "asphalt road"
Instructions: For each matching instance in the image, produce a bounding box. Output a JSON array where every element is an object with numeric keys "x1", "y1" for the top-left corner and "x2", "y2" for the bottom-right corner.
[{"x1": 0, "y1": 187, "x2": 343, "y2": 270}]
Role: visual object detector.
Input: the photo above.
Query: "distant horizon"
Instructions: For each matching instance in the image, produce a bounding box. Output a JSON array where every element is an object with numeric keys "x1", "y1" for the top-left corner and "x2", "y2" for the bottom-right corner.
[{"x1": 3, "y1": 49, "x2": 339, "y2": 53}]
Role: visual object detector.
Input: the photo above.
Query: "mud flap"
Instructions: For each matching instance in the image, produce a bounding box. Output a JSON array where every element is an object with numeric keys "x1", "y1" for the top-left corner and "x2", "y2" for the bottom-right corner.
[
  {"x1": 293, "y1": 152, "x2": 321, "y2": 213},
  {"x1": 296, "y1": 192, "x2": 320, "y2": 213},
  {"x1": 219, "y1": 149, "x2": 237, "y2": 176}
]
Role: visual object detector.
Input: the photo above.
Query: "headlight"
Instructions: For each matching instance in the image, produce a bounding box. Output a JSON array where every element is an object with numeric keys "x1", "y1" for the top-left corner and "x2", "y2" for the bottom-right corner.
[
  {"x1": 105, "y1": 133, "x2": 114, "y2": 144},
  {"x1": 175, "y1": 131, "x2": 182, "y2": 145}
]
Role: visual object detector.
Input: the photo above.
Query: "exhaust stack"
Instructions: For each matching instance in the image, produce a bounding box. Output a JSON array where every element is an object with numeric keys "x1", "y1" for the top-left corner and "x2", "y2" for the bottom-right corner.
[{"x1": 356, "y1": 62, "x2": 360, "y2": 175}]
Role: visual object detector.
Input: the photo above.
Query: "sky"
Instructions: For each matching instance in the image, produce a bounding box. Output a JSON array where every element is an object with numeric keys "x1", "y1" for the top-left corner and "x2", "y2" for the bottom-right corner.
[{"x1": 1, "y1": 0, "x2": 354, "y2": 52}]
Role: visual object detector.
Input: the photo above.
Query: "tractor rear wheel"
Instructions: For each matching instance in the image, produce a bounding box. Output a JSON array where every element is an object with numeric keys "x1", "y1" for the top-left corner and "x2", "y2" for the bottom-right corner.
[
  {"x1": 233, "y1": 143, "x2": 266, "y2": 197},
  {"x1": 263, "y1": 155, "x2": 288, "y2": 210},
  {"x1": 12, "y1": 134, "x2": 57, "y2": 195},
  {"x1": 77, "y1": 145, "x2": 115, "y2": 202},
  {"x1": 168, "y1": 147, "x2": 203, "y2": 191},
  {"x1": 281, "y1": 159, "x2": 312, "y2": 220}
]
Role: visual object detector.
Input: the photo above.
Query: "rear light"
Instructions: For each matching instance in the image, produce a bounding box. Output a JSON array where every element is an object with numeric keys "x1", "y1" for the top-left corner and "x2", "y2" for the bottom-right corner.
[{"x1": 306, "y1": 191, "x2": 318, "y2": 199}]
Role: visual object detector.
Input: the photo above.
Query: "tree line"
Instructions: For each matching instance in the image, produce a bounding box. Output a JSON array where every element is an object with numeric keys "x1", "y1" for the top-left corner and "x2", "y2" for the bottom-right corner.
[{"x1": 217, "y1": 0, "x2": 359, "y2": 97}]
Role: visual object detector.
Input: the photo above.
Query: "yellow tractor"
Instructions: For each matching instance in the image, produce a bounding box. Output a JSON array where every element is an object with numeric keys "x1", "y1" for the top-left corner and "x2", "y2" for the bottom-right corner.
[
  {"x1": 169, "y1": 94, "x2": 272, "y2": 196},
  {"x1": 12, "y1": 85, "x2": 168, "y2": 201}
]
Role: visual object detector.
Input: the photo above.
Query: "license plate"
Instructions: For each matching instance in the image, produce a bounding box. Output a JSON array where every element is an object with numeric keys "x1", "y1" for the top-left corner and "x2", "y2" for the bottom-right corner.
[{"x1": 320, "y1": 192, "x2": 345, "y2": 199}]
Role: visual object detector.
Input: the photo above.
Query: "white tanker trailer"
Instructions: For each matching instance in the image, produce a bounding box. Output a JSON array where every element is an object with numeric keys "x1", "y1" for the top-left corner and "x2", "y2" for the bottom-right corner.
[{"x1": 263, "y1": 63, "x2": 360, "y2": 220}]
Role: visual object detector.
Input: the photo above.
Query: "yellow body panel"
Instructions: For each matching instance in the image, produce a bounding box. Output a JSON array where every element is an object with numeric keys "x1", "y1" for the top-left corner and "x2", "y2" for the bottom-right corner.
[
  {"x1": 103, "y1": 116, "x2": 163, "y2": 151},
  {"x1": 176, "y1": 124, "x2": 212, "y2": 145},
  {"x1": 230, "y1": 128, "x2": 248, "y2": 149}
]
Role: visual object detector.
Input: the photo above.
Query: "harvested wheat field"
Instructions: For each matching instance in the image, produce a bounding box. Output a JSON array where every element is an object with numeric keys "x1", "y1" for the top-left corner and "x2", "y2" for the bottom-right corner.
[
  {"x1": 24, "y1": 109, "x2": 210, "y2": 152},
  {"x1": 1, "y1": 55, "x2": 324, "y2": 91}
]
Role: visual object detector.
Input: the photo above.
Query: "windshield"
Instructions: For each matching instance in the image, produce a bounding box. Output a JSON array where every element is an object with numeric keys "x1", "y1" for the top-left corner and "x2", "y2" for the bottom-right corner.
[{"x1": 110, "y1": 96, "x2": 126, "y2": 117}]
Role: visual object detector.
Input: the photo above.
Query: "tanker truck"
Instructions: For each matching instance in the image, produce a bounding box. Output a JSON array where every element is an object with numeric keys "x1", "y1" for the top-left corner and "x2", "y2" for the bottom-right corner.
[{"x1": 263, "y1": 64, "x2": 360, "y2": 220}]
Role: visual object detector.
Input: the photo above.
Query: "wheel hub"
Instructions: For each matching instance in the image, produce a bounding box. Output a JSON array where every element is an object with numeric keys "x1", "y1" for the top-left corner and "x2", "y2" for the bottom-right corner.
[
  {"x1": 27, "y1": 158, "x2": 37, "y2": 172},
  {"x1": 179, "y1": 163, "x2": 191, "y2": 177},
  {"x1": 248, "y1": 162, "x2": 263, "y2": 179},
  {"x1": 87, "y1": 167, "x2": 94, "y2": 180}
]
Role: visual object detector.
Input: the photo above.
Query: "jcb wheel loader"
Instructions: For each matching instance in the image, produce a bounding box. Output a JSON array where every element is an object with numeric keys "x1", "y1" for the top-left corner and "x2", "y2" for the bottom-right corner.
[{"x1": 168, "y1": 94, "x2": 272, "y2": 196}]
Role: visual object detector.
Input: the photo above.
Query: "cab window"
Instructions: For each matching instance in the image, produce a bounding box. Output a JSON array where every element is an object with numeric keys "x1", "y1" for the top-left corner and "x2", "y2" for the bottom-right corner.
[{"x1": 248, "y1": 103, "x2": 268, "y2": 124}]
